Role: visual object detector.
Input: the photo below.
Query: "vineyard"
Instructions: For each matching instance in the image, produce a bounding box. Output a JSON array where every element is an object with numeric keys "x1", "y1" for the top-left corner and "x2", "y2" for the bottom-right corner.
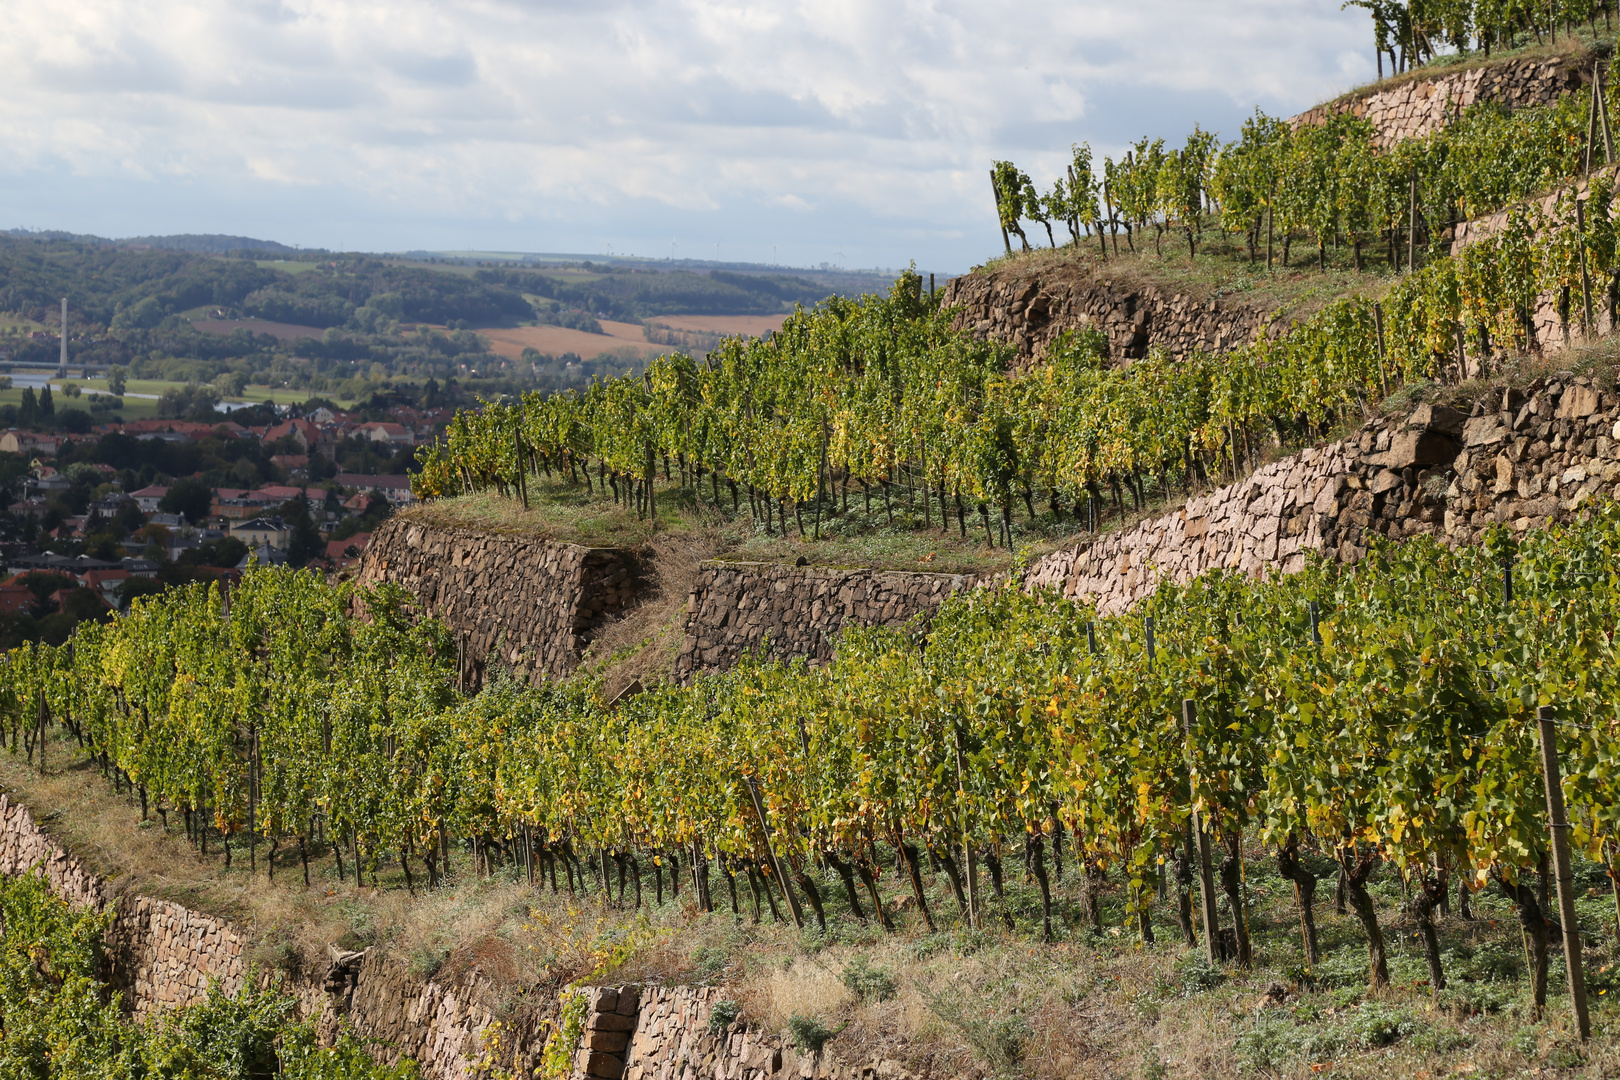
[
  {"x1": 413, "y1": 164, "x2": 1620, "y2": 556},
  {"x1": 11, "y1": 502, "x2": 1620, "y2": 1013},
  {"x1": 994, "y1": 38, "x2": 1618, "y2": 269},
  {"x1": 401, "y1": 28, "x2": 1620, "y2": 562},
  {"x1": 21, "y1": 17, "x2": 1620, "y2": 1080},
  {"x1": 0, "y1": 870, "x2": 414, "y2": 1079}
]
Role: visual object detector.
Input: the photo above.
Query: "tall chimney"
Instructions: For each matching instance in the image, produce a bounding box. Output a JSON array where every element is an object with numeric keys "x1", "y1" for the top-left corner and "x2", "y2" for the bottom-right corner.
[{"x1": 58, "y1": 297, "x2": 67, "y2": 377}]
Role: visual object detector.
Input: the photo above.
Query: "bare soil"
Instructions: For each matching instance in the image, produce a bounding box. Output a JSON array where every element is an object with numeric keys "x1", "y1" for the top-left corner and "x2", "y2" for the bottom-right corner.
[{"x1": 476, "y1": 323, "x2": 663, "y2": 363}]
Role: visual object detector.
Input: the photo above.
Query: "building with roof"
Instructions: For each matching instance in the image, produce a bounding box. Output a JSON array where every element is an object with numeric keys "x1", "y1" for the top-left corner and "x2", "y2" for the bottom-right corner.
[
  {"x1": 129, "y1": 484, "x2": 170, "y2": 513},
  {"x1": 334, "y1": 473, "x2": 415, "y2": 505},
  {"x1": 0, "y1": 580, "x2": 33, "y2": 614},
  {"x1": 356, "y1": 421, "x2": 415, "y2": 447},
  {"x1": 325, "y1": 531, "x2": 371, "y2": 566},
  {"x1": 0, "y1": 432, "x2": 67, "y2": 456},
  {"x1": 264, "y1": 419, "x2": 323, "y2": 454},
  {"x1": 230, "y1": 517, "x2": 290, "y2": 551}
]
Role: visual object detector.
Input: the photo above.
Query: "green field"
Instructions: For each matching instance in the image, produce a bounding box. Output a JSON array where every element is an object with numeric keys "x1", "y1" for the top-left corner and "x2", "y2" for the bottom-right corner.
[
  {"x1": 0, "y1": 376, "x2": 356, "y2": 426},
  {"x1": 252, "y1": 259, "x2": 322, "y2": 275}
]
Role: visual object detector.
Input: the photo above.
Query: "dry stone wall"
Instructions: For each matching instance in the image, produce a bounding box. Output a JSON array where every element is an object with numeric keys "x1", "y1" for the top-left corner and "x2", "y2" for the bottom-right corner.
[
  {"x1": 1026, "y1": 376, "x2": 1620, "y2": 610},
  {"x1": 939, "y1": 268, "x2": 1274, "y2": 364},
  {"x1": 0, "y1": 791, "x2": 553, "y2": 1079},
  {"x1": 340, "y1": 952, "x2": 551, "y2": 1080},
  {"x1": 579, "y1": 984, "x2": 919, "y2": 1080},
  {"x1": 1448, "y1": 162, "x2": 1620, "y2": 366},
  {"x1": 1290, "y1": 54, "x2": 1585, "y2": 147},
  {"x1": 0, "y1": 794, "x2": 106, "y2": 909},
  {"x1": 675, "y1": 562, "x2": 973, "y2": 678},
  {"x1": 358, "y1": 516, "x2": 640, "y2": 688},
  {"x1": 1023, "y1": 444, "x2": 1357, "y2": 613},
  {"x1": 0, "y1": 794, "x2": 249, "y2": 1017},
  {"x1": 111, "y1": 896, "x2": 249, "y2": 1019}
]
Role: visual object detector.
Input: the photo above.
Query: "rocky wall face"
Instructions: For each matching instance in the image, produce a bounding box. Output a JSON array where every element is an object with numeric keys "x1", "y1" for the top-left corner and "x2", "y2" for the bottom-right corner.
[
  {"x1": 0, "y1": 793, "x2": 551, "y2": 1079},
  {"x1": 0, "y1": 795, "x2": 247, "y2": 1016},
  {"x1": 339, "y1": 951, "x2": 551, "y2": 1080},
  {"x1": 1025, "y1": 376, "x2": 1620, "y2": 612},
  {"x1": 938, "y1": 268, "x2": 1273, "y2": 364},
  {"x1": 675, "y1": 562, "x2": 974, "y2": 679},
  {"x1": 1290, "y1": 55, "x2": 1582, "y2": 148},
  {"x1": 0, "y1": 795, "x2": 106, "y2": 909},
  {"x1": 580, "y1": 984, "x2": 918, "y2": 1080},
  {"x1": 357, "y1": 517, "x2": 641, "y2": 688}
]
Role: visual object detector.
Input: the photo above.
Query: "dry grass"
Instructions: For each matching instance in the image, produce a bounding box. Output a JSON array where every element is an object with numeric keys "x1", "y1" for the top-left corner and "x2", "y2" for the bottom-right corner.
[{"x1": 576, "y1": 527, "x2": 730, "y2": 699}]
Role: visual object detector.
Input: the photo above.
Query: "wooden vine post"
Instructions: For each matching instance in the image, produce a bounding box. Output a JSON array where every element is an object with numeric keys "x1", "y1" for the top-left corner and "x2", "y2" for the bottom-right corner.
[
  {"x1": 1372, "y1": 302, "x2": 1389, "y2": 397},
  {"x1": 1184, "y1": 698, "x2": 1223, "y2": 964},
  {"x1": 1538, "y1": 705, "x2": 1591, "y2": 1041},
  {"x1": 954, "y1": 724, "x2": 979, "y2": 929},
  {"x1": 514, "y1": 429, "x2": 529, "y2": 510},
  {"x1": 1600, "y1": 61, "x2": 1615, "y2": 165},
  {"x1": 34, "y1": 641, "x2": 45, "y2": 779},
  {"x1": 1576, "y1": 197, "x2": 1597, "y2": 337},
  {"x1": 743, "y1": 775, "x2": 804, "y2": 929},
  {"x1": 1407, "y1": 170, "x2": 1419, "y2": 271}
]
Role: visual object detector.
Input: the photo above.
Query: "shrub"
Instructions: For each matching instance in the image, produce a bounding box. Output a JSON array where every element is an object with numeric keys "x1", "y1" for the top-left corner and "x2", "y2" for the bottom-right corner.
[
  {"x1": 840, "y1": 957, "x2": 897, "y2": 1003},
  {"x1": 707, "y1": 1000, "x2": 740, "y2": 1036},
  {"x1": 1175, "y1": 955, "x2": 1225, "y2": 995},
  {"x1": 786, "y1": 1014, "x2": 837, "y2": 1056}
]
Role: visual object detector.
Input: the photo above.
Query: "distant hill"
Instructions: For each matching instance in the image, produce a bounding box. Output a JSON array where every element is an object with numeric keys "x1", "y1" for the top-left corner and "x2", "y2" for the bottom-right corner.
[
  {"x1": 3, "y1": 229, "x2": 307, "y2": 256},
  {"x1": 117, "y1": 234, "x2": 305, "y2": 256}
]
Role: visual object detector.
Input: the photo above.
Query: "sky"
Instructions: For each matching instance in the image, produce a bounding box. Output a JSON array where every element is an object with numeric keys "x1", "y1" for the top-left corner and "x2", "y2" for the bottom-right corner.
[{"x1": 0, "y1": 1, "x2": 1380, "y2": 276}]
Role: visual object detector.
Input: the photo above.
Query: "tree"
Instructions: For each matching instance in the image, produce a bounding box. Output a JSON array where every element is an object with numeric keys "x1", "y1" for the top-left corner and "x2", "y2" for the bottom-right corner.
[
  {"x1": 1024, "y1": 174, "x2": 1057, "y2": 248},
  {"x1": 107, "y1": 366, "x2": 127, "y2": 397},
  {"x1": 279, "y1": 496, "x2": 324, "y2": 567},
  {"x1": 159, "y1": 477, "x2": 214, "y2": 525},
  {"x1": 1343, "y1": 0, "x2": 1400, "y2": 77},
  {"x1": 16, "y1": 572, "x2": 78, "y2": 616},
  {"x1": 38, "y1": 386, "x2": 54, "y2": 419},
  {"x1": 18, "y1": 389, "x2": 37, "y2": 428},
  {"x1": 114, "y1": 575, "x2": 169, "y2": 610}
]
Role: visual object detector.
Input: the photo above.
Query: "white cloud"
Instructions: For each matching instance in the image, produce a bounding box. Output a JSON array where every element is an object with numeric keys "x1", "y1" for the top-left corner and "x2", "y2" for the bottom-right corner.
[{"x1": 0, "y1": 0, "x2": 1375, "y2": 270}]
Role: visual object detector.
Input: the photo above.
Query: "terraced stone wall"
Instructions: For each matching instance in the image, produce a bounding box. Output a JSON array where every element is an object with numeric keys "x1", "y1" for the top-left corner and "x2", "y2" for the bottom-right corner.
[
  {"x1": 357, "y1": 516, "x2": 641, "y2": 689},
  {"x1": 1026, "y1": 376, "x2": 1620, "y2": 610},
  {"x1": 1291, "y1": 54, "x2": 1586, "y2": 147},
  {"x1": 939, "y1": 268, "x2": 1274, "y2": 364},
  {"x1": 675, "y1": 562, "x2": 974, "y2": 678}
]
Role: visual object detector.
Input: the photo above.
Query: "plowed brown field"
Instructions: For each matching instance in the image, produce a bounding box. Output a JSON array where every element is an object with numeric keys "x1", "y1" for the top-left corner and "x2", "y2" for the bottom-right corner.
[{"x1": 477, "y1": 322, "x2": 661, "y2": 362}]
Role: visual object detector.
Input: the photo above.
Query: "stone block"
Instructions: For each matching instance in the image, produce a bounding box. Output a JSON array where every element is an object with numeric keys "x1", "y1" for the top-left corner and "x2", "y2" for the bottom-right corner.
[{"x1": 1375, "y1": 430, "x2": 1461, "y2": 468}]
